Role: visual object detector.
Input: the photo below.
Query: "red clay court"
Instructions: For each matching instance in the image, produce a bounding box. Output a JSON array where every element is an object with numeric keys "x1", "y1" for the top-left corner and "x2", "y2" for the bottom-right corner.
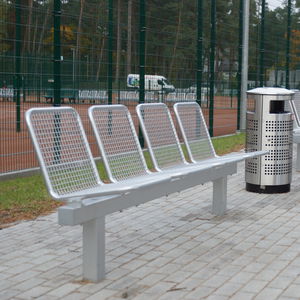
[{"x1": 0, "y1": 96, "x2": 238, "y2": 174}]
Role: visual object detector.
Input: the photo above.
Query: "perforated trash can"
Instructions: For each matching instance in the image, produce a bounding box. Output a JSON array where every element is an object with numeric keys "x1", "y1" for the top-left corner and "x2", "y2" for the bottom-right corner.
[{"x1": 245, "y1": 87, "x2": 294, "y2": 193}]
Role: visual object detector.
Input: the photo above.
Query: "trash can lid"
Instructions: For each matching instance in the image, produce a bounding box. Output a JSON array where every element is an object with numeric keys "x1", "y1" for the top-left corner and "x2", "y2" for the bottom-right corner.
[{"x1": 247, "y1": 87, "x2": 295, "y2": 96}]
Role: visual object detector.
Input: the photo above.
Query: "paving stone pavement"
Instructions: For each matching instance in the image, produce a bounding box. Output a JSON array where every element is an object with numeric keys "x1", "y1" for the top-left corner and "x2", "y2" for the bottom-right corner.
[{"x1": 1, "y1": 152, "x2": 300, "y2": 300}]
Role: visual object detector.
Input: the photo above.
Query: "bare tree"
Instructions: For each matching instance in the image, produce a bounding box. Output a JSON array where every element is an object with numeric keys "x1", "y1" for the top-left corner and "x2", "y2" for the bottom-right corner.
[
  {"x1": 76, "y1": 0, "x2": 85, "y2": 59},
  {"x1": 168, "y1": 0, "x2": 184, "y2": 79},
  {"x1": 22, "y1": 0, "x2": 33, "y2": 53},
  {"x1": 37, "y1": 2, "x2": 51, "y2": 55},
  {"x1": 96, "y1": 36, "x2": 106, "y2": 81},
  {"x1": 31, "y1": 16, "x2": 38, "y2": 53}
]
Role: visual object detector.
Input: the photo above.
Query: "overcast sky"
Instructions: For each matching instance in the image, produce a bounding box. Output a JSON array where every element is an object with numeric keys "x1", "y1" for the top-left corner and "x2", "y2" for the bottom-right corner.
[{"x1": 267, "y1": 0, "x2": 283, "y2": 10}]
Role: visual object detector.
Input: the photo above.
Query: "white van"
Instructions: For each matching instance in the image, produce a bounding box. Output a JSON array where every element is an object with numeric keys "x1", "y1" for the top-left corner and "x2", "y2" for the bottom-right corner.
[{"x1": 127, "y1": 74, "x2": 175, "y2": 93}]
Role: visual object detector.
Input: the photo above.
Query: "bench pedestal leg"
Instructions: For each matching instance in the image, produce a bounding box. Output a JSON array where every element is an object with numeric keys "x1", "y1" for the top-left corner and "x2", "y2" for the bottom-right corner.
[
  {"x1": 82, "y1": 217, "x2": 105, "y2": 282},
  {"x1": 296, "y1": 144, "x2": 300, "y2": 172},
  {"x1": 212, "y1": 177, "x2": 227, "y2": 216}
]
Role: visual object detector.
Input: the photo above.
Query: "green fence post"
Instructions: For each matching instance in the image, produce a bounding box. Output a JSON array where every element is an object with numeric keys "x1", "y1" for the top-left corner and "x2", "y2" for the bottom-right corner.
[
  {"x1": 286, "y1": 0, "x2": 291, "y2": 89},
  {"x1": 53, "y1": 0, "x2": 61, "y2": 106},
  {"x1": 259, "y1": 0, "x2": 265, "y2": 87},
  {"x1": 23, "y1": 76, "x2": 26, "y2": 103},
  {"x1": 15, "y1": 0, "x2": 21, "y2": 132},
  {"x1": 138, "y1": 0, "x2": 146, "y2": 147},
  {"x1": 196, "y1": 0, "x2": 203, "y2": 106},
  {"x1": 237, "y1": 0, "x2": 244, "y2": 131},
  {"x1": 209, "y1": 0, "x2": 216, "y2": 137},
  {"x1": 139, "y1": 0, "x2": 145, "y2": 105},
  {"x1": 108, "y1": 0, "x2": 113, "y2": 105}
]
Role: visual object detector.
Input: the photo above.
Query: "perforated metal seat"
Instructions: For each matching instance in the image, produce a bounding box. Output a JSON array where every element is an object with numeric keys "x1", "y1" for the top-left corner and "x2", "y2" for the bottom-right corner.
[
  {"x1": 136, "y1": 102, "x2": 267, "y2": 216},
  {"x1": 173, "y1": 102, "x2": 267, "y2": 166},
  {"x1": 25, "y1": 107, "x2": 161, "y2": 202},
  {"x1": 26, "y1": 104, "x2": 266, "y2": 283},
  {"x1": 135, "y1": 102, "x2": 240, "y2": 216},
  {"x1": 135, "y1": 103, "x2": 244, "y2": 175}
]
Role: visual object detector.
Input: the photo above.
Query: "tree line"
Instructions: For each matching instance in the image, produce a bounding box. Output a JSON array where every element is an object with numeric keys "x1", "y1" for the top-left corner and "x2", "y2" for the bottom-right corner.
[{"x1": 0, "y1": 0, "x2": 299, "y2": 89}]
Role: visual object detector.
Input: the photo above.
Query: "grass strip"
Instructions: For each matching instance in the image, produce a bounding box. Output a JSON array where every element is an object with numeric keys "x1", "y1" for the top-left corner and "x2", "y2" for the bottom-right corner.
[{"x1": 0, "y1": 133, "x2": 245, "y2": 226}]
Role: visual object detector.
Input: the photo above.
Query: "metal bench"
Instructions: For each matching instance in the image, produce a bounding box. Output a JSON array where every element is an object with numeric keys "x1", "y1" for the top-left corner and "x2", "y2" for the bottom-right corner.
[
  {"x1": 25, "y1": 106, "x2": 179, "y2": 282},
  {"x1": 44, "y1": 88, "x2": 78, "y2": 103},
  {"x1": 136, "y1": 103, "x2": 267, "y2": 215},
  {"x1": 78, "y1": 89, "x2": 108, "y2": 104},
  {"x1": 0, "y1": 87, "x2": 14, "y2": 101},
  {"x1": 173, "y1": 102, "x2": 265, "y2": 164},
  {"x1": 26, "y1": 104, "x2": 265, "y2": 283}
]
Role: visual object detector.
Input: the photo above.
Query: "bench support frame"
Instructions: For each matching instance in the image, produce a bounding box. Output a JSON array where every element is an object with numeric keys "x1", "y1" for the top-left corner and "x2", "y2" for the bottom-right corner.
[
  {"x1": 212, "y1": 177, "x2": 227, "y2": 216},
  {"x1": 83, "y1": 217, "x2": 106, "y2": 281},
  {"x1": 296, "y1": 144, "x2": 300, "y2": 172}
]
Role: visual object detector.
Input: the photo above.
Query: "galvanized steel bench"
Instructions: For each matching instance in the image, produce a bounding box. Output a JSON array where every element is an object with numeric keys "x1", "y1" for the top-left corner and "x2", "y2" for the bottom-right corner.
[{"x1": 26, "y1": 104, "x2": 265, "y2": 283}]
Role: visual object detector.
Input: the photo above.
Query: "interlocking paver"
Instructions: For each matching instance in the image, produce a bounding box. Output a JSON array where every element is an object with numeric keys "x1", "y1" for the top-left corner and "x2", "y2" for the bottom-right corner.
[
  {"x1": 2, "y1": 149, "x2": 300, "y2": 299},
  {"x1": 143, "y1": 281, "x2": 175, "y2": 296},
  {"x1": 85, "y1": 288, "x2": 116, "y2": 300},
  {"x1": 16, "y1": 285, "x2": 53, "y2": 299},
  {"x1": 229, "y1": 271, "x2": 254, "y2": 284},
  {"x1": 268, "y1": 275, "x2": 294, "y2": 290},
  {"x1": 281, "y1": 284, "x2": 300, "y2": 298},
  {"x1": 202, "y1": 275, "x2": 229, "y2": 288},
  {"x1": 240, "y1": 279, "x2": 268, "y2": 294},
  {"x1": 254, "y1": 287, "x2": 283, "y2": 300},
  {"x1": 230, "y1": 291, "x2": 255, "y2": 300},
  {"x1": 214, "y1": 282, "x2": 242, "y2": 297},
  {"x1": 185, "y1": 286, "x2": 215, "y2": 299},
  {"x1": 48, "y1": 283, "x2": 81, "y2": 298},
  {"x1": 206, "y1": 295, "x2": 230, "y2": 300}
]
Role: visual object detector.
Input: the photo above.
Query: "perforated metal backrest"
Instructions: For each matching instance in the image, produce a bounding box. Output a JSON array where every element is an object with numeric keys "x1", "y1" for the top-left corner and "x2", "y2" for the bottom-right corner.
[
  {"x1": 25, "y1": 107, "x2": 102, "y2": 200},
  {"x1": 174, "y1": 102, "x2": 216, "y2": 163},
  {"x1": 89, "y1": 105, "x2": 149, "y2": 182},
  {"x1": 136, "y1": 103, "x2": 186, "y2": 170}
]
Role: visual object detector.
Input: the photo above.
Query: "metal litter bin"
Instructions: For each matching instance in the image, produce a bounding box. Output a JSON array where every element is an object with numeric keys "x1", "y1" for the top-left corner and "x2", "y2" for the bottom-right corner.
[{"x1": 245, "y1": 87, "x2": 294, "y2": 193}]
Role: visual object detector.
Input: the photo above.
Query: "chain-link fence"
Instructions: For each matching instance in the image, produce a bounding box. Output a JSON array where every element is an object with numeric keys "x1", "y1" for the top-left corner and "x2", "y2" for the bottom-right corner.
[{"x1": 0, "y1": 0, "x2": 298, "y2": 174}]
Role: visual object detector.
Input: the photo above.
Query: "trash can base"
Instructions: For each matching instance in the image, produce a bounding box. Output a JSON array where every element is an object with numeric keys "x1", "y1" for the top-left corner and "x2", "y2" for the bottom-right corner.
[{"x1": 246, "y1": 183, "x2": 290, "y2": 194}]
